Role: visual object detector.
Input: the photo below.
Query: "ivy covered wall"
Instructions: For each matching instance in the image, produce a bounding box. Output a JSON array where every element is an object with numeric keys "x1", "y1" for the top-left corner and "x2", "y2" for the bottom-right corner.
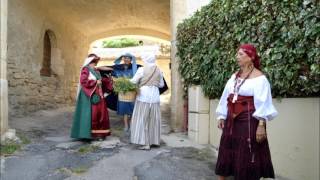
[{"x1": 176, "y1": 0, "x2": 319, "y2": 98}]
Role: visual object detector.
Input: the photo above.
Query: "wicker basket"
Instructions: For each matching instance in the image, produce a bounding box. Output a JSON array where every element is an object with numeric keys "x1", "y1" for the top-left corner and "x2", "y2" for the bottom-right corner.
[{"x1": 118, "y1": 91, "x2": 136, "y2": 102}]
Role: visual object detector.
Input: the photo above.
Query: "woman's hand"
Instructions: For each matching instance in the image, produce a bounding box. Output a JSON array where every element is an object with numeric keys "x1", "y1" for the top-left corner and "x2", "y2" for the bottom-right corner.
[
  {"x1": 217, "y1": 119, "x2": 225, "y2": 129},
  {"x1": 97, "y1": 80, "x2": 102, "y2": 85},
  {"x1": 256, "y1": 122, "x2": 267, "y2": 143}
]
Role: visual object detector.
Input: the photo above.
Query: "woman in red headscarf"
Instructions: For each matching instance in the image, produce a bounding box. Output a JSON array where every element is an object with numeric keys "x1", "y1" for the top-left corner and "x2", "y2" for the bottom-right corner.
[
  {"x1": 71, "y1": 54, "x2": 113, "y2": 140},
  {"x1": 215, "y1": 44, "x2": 278, "y2": 180}
]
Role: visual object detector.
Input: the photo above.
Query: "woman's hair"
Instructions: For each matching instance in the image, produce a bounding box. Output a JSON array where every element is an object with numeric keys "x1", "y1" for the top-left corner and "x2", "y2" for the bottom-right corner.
[
  {"x1": 88, "y1": 53, "x2": 100, "y2": 64},
  {"x1": 238, "y1": 44, "x2": 261, "y2": 70}
]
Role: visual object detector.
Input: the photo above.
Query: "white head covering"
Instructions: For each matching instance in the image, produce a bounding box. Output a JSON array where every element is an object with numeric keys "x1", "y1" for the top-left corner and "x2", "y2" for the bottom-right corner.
[
  {"x1": 141, "y1": 52, "x2": 156, "y2": 66},
  {"x1": 82, "y1": 56, "x2": 96, "y2": 68},
  {"x1": 76, "y1": 55, "x2": 99, "y2": 97}
]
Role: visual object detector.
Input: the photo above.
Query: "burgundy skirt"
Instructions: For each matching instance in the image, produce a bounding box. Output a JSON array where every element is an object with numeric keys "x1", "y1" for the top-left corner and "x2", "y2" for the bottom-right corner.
[
  {"x1": 215, "y1": 110, "x2": 275, "y2": 180},
  {"x1": 91, "y1": 90, "x2": 111, "y2": 139}
]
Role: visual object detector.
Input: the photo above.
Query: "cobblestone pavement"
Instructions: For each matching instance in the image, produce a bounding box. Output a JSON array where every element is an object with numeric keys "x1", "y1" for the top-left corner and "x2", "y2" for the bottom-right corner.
[{"x1": 1, "y1": 101, "x2": 219, "y2": 180}]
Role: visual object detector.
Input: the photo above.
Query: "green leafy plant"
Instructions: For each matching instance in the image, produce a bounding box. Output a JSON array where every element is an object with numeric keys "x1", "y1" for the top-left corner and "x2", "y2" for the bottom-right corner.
[
  {"x1": 0, "y1": 132, "x2": 30, "y2": 156},
  {"x1": 102, "y1": 38, "x2": 140, "y2": 48},
  {"x1": 176, "y1": 0, "x2": 320, "y2": 98},
  {"x1": 0, "y1": 140, "x2": 21, "y2": 156},
  {"x1": 113, "y1": 77, "x2": 138, "y2": 94}
]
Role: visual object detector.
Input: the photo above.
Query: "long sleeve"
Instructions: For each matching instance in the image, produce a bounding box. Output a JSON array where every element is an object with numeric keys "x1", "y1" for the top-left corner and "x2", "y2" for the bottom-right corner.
[
  {"x1": 80, "y1": 67, "x2": 97, "y2": 97},
  {"x1": 130, "y1": 67, "x2": 143, "y2": 84},
  {"x1": 80, "y1": 67, "x2": 96, "y2": 88},
  {"x1": 215, "y1": 76, "x2": 233, "y2": 120},
  {"x1": 252, "y1": 76, "x2": 278, "y2": 121}
]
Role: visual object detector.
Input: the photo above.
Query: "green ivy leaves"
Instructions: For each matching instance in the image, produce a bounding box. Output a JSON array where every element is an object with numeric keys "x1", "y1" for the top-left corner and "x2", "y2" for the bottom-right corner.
[{"x1": 176, "y1": 0, "x2": 320, "y2": 98}]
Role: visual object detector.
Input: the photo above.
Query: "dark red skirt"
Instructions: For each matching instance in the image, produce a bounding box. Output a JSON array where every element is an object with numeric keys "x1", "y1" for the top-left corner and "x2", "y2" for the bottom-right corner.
[
  {"x1": 91, "y1": 97, "x2": 111, "y2": 139},
  {"x1": 215, "y1": 111, "x2": 275, "y2": 180}
]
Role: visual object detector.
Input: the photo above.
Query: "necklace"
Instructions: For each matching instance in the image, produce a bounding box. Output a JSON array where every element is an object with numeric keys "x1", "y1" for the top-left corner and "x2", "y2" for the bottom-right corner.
[{"x1": 232, "y1": 67, "x2": 254, "y2": 103}]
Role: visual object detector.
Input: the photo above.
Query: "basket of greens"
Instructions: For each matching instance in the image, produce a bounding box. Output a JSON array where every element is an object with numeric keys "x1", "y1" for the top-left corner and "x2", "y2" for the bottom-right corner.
[{"x1": 113, "y1": 77, "x2": 138, "y2": 102}]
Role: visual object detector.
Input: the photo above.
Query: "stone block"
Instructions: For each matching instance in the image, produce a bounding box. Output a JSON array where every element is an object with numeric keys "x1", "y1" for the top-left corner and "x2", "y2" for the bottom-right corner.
[
  {"x1": 8, "y1": 79, "x2": 24, "y2": 87},
  {"x1": 188, "y1": 85, "x2": 209, "y2": 113},
  {"x1": 188, "y1": 112, "x2": 209, "y2": 144},
  {"x1": 188, "y1": 112, "x2": 209, "y2": 131},
  {"x1": 13, "y1": 72, "x2": 24, "y2": 79}
]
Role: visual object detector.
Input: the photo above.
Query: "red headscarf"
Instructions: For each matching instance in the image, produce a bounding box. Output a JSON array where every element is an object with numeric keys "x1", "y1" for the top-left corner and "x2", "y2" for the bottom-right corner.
[{"x1": 239, "y1": 44, "x2": 261, "y2": 70}]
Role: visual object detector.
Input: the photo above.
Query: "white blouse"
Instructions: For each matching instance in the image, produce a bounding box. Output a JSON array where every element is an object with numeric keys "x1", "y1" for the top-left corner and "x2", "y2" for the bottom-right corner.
[
  {"x1": 216, "y1": 74, "x2": 278, "y2": 121},
  {"x1": 130, "y1": 67, "x2": 164, "y2": 103}
]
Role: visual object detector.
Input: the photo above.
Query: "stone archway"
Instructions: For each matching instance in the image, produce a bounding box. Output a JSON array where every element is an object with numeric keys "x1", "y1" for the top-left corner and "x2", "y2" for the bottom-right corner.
[
  {"x1": 1, "y1": 0, "x2": 213, "y2": 137},
  {"x1": 1, "y1": 0, "x2": 177, "y2": 137},
  {"x1": 1, "y1": 0, "x2": 212, "y2": 143}
]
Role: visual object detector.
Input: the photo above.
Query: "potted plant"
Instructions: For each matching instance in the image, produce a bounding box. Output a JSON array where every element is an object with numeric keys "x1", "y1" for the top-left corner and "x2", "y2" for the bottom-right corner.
[{"x1": 113, "y1": 77, "x2": 138, "y2": 102}]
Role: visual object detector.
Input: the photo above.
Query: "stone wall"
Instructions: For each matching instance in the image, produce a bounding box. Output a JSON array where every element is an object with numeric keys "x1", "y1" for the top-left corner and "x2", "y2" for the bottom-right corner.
[{"x1": 7, "y1": 0, "x2": 89, "y2": 117}]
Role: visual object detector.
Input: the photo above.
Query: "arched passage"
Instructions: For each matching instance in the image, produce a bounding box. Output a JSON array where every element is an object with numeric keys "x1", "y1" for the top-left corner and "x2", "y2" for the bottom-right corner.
[{"x1": 3, "y1": 0, "x2": 185, "y2": 137}]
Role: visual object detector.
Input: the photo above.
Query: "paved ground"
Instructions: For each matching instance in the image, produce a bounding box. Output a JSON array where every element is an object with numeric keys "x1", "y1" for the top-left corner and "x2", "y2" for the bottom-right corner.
[{"x1": 1, "y1": 97, "x2": 219, "y2": 180}]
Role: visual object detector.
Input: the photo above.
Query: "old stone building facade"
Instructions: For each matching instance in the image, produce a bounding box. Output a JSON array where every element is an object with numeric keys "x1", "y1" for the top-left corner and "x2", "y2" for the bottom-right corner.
[{"x1": 2, "y1": 0, "x2": 210, "y2": 136}]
